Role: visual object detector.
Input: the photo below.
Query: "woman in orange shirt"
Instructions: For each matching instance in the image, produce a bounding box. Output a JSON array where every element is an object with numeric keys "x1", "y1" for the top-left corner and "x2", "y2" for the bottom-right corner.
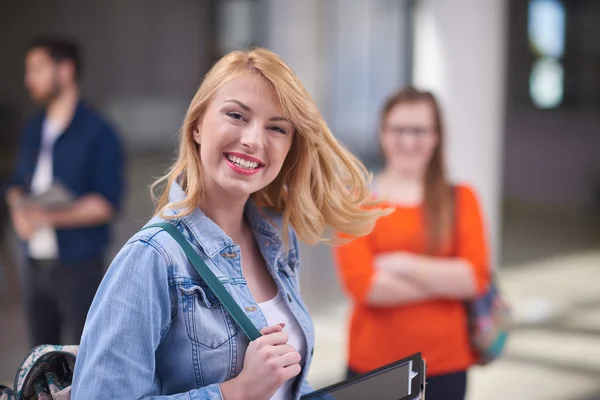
[{"x1": 334, "y1": 88, "x2": 490, "y2": 400}]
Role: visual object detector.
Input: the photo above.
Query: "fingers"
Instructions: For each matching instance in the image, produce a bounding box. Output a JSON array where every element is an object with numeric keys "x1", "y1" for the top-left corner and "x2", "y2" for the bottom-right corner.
[
  {"x1": 271, "y1": 344, "x2": 297, "y2": 357},
  {"x1": 260, "y1": 323, "x2": 285, "y2": 336},
  {"x1": 259, "y1": 331, "x2": 289, "y2": 347},
  {"x1": 280, "y1": 363, "x2": 302, "y2": 382},
  {"x1": 278, "y1": 350, "x2": 302, "y2": 367}
]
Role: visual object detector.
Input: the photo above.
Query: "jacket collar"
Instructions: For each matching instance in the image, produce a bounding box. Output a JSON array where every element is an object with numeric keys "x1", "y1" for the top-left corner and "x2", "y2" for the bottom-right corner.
[{"x1": 166, "y1": 182, "x2": 284, "y2": 259}]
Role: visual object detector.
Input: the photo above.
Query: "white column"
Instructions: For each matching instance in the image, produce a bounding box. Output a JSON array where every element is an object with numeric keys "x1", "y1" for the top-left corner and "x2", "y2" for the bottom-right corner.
[
  {"x1": 264, "y1": 0, "x2": 324, "y2": 106},
  {"x1": 265, "y1": 0, "x2": 410, "y2": 159},
  {"x1": 413, "y1": 0, "x2": 508, "y2": 266}
]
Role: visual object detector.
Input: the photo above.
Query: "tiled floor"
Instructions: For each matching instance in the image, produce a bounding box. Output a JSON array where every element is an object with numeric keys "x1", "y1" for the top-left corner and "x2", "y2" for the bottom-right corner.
[
  {"x1": 300, "y1": 246, "x2": 600, "y2": 400},
  {"x1": 2, "y1": 154, "x2": 600, "y2": 400}
]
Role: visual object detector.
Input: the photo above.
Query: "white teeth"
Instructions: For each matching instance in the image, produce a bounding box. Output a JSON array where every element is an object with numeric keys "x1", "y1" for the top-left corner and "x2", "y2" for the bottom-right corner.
[{"x1": 227, "y1": 154, "x2": 259, "y2": 169}]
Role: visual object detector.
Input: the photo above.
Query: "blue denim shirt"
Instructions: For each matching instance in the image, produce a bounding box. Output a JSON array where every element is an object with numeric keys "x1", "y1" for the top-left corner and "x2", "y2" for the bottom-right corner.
[{"x1": 72, "y1": 183, "x2": 316, "y2": 400}]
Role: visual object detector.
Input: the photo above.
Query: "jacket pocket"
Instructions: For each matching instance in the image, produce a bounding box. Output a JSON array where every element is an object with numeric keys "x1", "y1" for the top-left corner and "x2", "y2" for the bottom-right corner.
[{"x1": 179, "y1": 281, "x2": 238, "y2": 349}]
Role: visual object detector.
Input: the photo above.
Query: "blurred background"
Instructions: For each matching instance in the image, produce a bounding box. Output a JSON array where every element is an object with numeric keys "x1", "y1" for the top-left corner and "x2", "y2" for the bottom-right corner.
[{"x1": 1, "y1": 0, "x2": 599, "y2": 398}]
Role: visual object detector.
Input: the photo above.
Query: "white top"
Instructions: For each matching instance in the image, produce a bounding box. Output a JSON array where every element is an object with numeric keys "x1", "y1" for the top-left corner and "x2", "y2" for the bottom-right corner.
[
  {"x1": 28, "y1": 118, "x2": 64, "y2": 260},
  {"x1": 258, "y1": 292, "x2": 306, "y2": 400}
]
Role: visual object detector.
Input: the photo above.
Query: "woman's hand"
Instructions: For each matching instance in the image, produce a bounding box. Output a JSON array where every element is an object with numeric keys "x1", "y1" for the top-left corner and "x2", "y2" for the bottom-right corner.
[{"x1": 220, "y1": 323, "x2": 302, "y2": 400}]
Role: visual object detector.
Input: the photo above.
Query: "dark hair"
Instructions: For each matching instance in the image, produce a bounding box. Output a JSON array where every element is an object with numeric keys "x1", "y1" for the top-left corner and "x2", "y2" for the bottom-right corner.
[
  {"x1": 27, "y1": 35, "x2": 82, "y2": 80},
  {"x1": 380, "y1": 87, "x2": 452, "y2": 254}
]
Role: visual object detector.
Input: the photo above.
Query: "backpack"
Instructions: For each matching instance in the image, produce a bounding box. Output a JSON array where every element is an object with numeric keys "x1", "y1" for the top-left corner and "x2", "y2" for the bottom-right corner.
[
  {"x1": 3, "y1": 222, "x2": 261, "y2": 399},
  {"x1": 452, "y1": 186, "x2": 511, "y2": 365},
  {"x1": 465, "y1": 276, "x2": 511, "y2": 365},
  {"x1": 1, "y1": 345, "x2": 78, "y2": 400}
]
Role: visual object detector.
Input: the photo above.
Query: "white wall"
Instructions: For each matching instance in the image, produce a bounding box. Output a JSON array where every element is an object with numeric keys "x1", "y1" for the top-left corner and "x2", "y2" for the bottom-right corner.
[
  {"x1": 413, "y1": 0, "x2": 508, "y2": 265},
  {"x1": 264, "y1": 0, "x2": 410, "y2": 160},
  {"x1": 264, "y1": 0, "x2": 324, "y2": 106}
]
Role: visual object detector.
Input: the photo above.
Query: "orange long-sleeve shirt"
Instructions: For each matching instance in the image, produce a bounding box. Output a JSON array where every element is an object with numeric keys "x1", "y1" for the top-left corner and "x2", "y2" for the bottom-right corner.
[{"x1": 334, "y1": 185, "x2": 490, "y2": 376}]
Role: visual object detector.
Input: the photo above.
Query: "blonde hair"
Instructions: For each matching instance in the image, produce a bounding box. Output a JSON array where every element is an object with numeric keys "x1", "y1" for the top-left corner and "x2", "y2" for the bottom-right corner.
[{"x1": 152, "y1": 48, "x2": 390, "y2": 245}]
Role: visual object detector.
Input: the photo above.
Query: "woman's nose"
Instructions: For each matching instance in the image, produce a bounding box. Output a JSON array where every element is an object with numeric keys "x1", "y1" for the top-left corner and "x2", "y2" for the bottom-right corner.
[{"x1": 239, "y1": 122, "x2": 264, "y2": 151}]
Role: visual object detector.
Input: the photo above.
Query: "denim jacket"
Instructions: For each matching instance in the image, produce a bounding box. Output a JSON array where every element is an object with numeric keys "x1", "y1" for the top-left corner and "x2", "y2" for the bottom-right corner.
[{"x1": 72, "y1": 183, "x2": 316, "y2": 399}]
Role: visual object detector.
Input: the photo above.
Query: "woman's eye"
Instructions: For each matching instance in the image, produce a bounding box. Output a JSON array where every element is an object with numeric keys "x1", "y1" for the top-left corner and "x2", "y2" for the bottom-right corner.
[
  {"x1": 226, "y1": 112, "x2": 245, "y2": 121},
  {"x1": 269, "y1": 126, "x2": 287, "y2": 134}
]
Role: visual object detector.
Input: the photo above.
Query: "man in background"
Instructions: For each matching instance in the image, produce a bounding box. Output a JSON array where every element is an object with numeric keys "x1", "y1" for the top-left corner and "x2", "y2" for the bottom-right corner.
[{"x1": 5, "y1": 35, "x2": 125, "y2": 346}]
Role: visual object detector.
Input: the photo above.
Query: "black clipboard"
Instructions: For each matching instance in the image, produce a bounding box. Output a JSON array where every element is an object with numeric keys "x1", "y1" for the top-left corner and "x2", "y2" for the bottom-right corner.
[{"x1": 301, "y1": 353, "x2": 426, "y2": 400}]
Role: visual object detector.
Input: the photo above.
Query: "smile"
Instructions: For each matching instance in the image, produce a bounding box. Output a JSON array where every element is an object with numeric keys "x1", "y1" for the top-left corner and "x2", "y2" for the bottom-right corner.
[{"x1": 224, "y1": 152, "x2": 264, "y2": 175}]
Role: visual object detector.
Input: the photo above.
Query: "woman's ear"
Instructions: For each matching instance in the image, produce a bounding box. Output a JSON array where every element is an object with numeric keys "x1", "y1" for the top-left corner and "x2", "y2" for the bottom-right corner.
[{"x1": 193, "y1": 123, "x2": 202, "y2": 145}]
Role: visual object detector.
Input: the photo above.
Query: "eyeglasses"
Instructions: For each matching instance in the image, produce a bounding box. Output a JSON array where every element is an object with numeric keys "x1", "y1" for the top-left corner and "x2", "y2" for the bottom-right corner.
[{"x1": 383, "y1": 125, "x2": 435, "y2": 137}]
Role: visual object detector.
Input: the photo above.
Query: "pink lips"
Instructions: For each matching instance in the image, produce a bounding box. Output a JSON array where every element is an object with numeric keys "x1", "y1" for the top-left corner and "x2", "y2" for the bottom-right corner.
[{"x1": 224, "y1": 152, "x2": 264, "y2": 175}]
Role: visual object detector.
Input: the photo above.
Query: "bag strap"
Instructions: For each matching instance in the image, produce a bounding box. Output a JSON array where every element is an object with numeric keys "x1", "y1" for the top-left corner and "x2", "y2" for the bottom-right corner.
[{"x1": 143, "y1": 222, "x2": 262, "y2": 341}]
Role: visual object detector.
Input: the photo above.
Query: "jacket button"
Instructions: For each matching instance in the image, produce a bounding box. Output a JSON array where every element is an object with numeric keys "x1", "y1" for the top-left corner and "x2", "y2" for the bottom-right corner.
[{"x1": 221, "y1": 252, "x2": 238, "y2": 258}]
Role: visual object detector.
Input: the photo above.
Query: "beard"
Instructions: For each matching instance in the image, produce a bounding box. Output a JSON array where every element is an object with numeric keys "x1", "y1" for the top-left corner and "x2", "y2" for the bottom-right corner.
[{"x1": 31, "y1": 76, "x2": 62, "y2": 106}]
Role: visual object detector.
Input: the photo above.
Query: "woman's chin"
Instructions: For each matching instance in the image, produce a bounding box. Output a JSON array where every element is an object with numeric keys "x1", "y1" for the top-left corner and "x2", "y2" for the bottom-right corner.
[{"x1": 216, "y1": 180, "x2": 262, "y2": 199}]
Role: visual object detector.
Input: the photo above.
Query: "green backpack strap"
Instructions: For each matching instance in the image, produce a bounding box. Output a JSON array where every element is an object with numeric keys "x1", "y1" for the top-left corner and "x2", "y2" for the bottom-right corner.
[{"x1": 143, "y1": 222, "x2": 261, "y2": 341}]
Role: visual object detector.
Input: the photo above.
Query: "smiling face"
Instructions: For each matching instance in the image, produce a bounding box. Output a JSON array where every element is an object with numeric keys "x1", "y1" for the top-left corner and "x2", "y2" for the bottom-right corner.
[
  {"x1": 193, "y1": 72, "x2": 294, "y2": 200},
  {"x1": 379, "y1": 100, "x2": 439, "y2": 178}
]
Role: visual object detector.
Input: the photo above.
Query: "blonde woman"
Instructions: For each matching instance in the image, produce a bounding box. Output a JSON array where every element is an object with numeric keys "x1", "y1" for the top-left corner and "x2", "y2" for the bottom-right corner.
[{"x1": 71, "y1": 48, "x2": 387, "y2": 400}]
